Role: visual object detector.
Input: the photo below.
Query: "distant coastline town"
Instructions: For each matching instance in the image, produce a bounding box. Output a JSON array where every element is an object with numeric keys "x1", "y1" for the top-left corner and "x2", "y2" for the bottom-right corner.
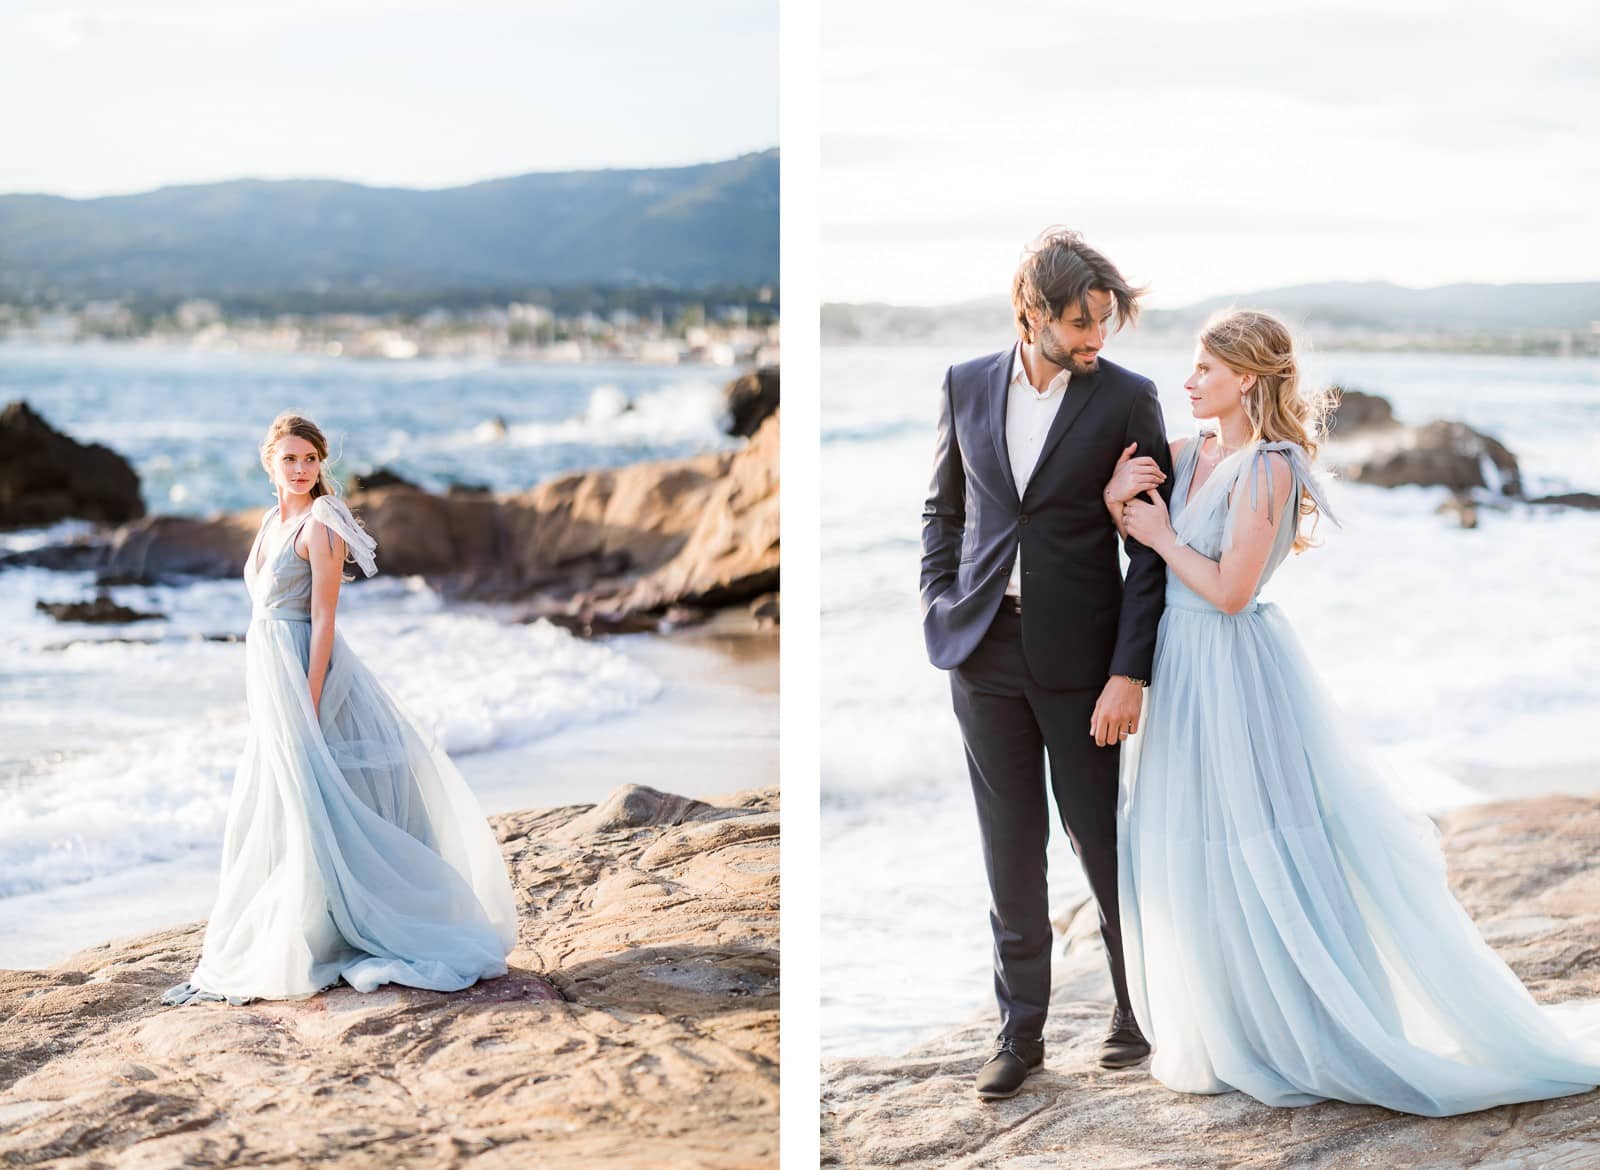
[
  {"x1": 0, "y1": 290, "x2": 780, "y2": 366},
  {"x1": 821, "y1": 281, "x2": 1600, "y2": 358}
]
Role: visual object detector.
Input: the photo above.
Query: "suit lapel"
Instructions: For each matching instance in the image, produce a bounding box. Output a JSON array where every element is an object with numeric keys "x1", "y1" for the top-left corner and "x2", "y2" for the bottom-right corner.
[
  {"x1": 1023, "y1": 365, "x2": 1103, "y2": 501},
  {"x1": 988, "y1": 346, "x2": 1019, "y2": 500}
]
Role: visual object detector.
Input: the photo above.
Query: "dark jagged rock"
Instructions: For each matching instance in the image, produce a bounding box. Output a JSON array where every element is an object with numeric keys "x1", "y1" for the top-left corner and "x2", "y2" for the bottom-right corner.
[
  {"x1": 35, "y1": 595, "x2": 164, "y2": 624},
  {"x1": 103, "y1": 513, "x2": 261, "y2": 579},
  {"x1": 538, "y1": 608, "x2": 669, "y2": 638},
  {"x1": 4, "y1": 513, "x2": 257, "y2": 580},
  {"x1": 1321, "y1": 389, "x2": 1530, "y2": 499},
  {"x1": 1530, "y1": 492, "x2": 1600, "y2": 511},
  {"x1": 0, "y1": 401, "x2": 145, "y2": 530},
  {"x1": 94, "y1": 570, "x2": 159, "y2": 587},
  {"x1": 0, "y1": 537, "x2": 105, "y2": 573},
  {"x1": 1338, "y1": 419, "x2": 1521, "y2": 496},
  {"x1": 723, "y1": 367, "x2": 780, "y2": 438},
  {"x1": 347, "y1": 466, "x2": 421, "y2": 493}
]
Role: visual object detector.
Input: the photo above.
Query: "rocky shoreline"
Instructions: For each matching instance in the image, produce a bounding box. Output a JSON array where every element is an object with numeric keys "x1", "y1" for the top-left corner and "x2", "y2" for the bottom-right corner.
[
  {"x1": 821, "y1": 795, "x2": 1600, "y2": 1169},
  {"x1": 0, "y1": 783, "x2": 778, "y2": 1169},
  {"x1": 1324, "y1": 386, "x2": 1599, "y2": 525},
  {"x1": 1, "y1": 370, "x2": 779, "y2": 634}
]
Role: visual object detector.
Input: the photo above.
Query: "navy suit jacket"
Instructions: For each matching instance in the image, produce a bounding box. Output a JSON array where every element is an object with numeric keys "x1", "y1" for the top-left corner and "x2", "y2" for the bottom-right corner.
[{"x1": 920, "y1": 345, "x2": 1173, "y2": 690}]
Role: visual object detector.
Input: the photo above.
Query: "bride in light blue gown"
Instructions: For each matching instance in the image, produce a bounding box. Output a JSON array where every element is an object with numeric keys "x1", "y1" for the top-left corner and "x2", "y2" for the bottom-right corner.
[
  {"x1": 162, "y1": 412, "x2": 516, "y2": 1005},
  {"x1": 1104, "y1": 309, "x2": 1600, "y2": 1116}
]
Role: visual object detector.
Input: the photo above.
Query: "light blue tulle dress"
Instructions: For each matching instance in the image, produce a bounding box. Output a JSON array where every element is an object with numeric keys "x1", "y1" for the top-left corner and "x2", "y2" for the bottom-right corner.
[
  {"x1": 1118, "y1": 435, "x2": 1600, "y2": 1116},
  {"x1": 162, "y1": 496, "x2": 517, "y2": 1005}
]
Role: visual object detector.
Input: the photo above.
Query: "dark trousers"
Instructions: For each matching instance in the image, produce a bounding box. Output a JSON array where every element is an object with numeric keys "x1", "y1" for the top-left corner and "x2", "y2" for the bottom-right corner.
[{"x1": 949, "y1": 602, "x2": 1131, "y2": 1040}]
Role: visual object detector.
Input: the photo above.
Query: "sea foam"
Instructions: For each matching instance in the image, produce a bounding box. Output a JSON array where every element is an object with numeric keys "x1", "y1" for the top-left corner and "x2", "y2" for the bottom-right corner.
[{"x1": 0, "y1": 574, "x2": 662, "y2": 899}]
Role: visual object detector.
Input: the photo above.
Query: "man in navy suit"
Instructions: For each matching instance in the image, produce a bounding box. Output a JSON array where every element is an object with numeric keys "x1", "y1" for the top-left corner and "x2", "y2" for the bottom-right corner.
[{"x1": 921, "y1": 228, "x2": 1174, "y2": 1099}]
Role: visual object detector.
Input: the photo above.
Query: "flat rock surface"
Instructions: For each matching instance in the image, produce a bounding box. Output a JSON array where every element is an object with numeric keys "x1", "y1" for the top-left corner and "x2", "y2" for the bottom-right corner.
[
  {"x1": 0, "y1": 783, "x2": 778, "y2": 1169},
  {"x1": 821, "y1": 795, "x2": 1600, "y2": 1169}
]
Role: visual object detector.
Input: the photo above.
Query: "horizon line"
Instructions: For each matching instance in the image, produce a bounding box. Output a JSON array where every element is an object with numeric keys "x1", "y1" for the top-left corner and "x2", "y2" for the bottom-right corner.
[
  {"x1": 0, "y1": 146, "x2": 781, "y2": 203},
  {"x1": 825, "y1": 277, "x2": 1600, "y2": 314}
]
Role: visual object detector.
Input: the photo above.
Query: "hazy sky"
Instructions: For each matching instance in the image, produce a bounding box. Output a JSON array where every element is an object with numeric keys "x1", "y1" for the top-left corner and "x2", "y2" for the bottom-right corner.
[
  {"x1": 823, "y1": 0, "x2": 1600, "y2": 307},
  {"x1": 0, "y1": 0, "x2": 776, "y2": 197}
]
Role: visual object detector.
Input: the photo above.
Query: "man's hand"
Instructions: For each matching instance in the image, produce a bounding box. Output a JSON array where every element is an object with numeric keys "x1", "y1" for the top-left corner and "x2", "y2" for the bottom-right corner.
[{"x1": 1089, "y1": 676, "x2": 1144, "y2": 748}]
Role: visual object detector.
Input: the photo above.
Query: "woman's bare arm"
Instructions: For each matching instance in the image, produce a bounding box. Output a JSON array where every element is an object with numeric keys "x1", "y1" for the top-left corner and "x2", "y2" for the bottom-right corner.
[
  {"x1": 1122, "y1": 450, "x2": 1293, "y2": 615},
  {"x1": 303, "y1": 520, "x2": 349, "y2": 719}
]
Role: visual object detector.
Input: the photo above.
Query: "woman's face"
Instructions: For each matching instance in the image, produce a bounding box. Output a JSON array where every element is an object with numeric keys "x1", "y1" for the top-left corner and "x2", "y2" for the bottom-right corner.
[
  {"x1": 269, "y1": 434, "x2": 321, "y2": 496},
  {"x1": 1183, "y1": 345, "x2": 1251, "y2": 420}
]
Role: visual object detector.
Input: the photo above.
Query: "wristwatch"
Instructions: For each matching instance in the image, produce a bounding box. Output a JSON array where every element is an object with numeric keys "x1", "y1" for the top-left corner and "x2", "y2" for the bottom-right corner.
[{"x1": 1118, "y1": 675, "x2": 1148, "y2": 688}]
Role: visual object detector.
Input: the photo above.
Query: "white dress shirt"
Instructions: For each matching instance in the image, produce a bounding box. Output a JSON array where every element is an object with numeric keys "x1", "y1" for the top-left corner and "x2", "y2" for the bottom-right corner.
[{"x1": 1005, "y1": 344, "x2": 1070, "y2": 597}]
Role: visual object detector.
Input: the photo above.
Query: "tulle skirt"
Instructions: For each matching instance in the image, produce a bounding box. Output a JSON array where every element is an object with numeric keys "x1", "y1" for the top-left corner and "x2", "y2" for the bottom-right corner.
[
  {"x1": 168, "y1": 612, "x2": 516, "y2": 1003},
  {"x1": 1118, "y1": 597, "x2": 1600, "y2": 1115}
]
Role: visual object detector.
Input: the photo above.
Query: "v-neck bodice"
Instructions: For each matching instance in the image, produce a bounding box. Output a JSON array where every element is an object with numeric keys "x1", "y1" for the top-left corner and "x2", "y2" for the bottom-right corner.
[
  {"x1": 246, "y1": 506, "x2": 315, "y2": 612},
  {"x1": 1164, "y1": 433, "x2": 1334, "y2": 614}
]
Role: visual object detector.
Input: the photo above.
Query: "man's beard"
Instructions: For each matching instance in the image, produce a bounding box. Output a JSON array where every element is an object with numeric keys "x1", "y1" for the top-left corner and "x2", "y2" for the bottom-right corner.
[{"x1": 1039, "y1": 333, "x2": 1099, "y2": 376}]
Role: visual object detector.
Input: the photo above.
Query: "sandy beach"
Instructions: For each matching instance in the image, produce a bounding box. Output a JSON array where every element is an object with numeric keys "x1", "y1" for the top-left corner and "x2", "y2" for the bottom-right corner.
[{"x1": 467, "y1": 615, "x2": 778, "y2": 812}]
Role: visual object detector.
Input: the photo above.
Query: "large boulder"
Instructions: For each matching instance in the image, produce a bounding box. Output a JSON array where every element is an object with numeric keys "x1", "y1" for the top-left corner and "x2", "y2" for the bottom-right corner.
[
  {"x1": 102, "y1": 512, "x2": 261, "y2": 578},
  {"x1": 0, "y1": 401, "x2": 145, "y2": 529},
  {"x1": 505, "y1": 453, "x2": 729, "y2": 576},
  {"x1": 614, "y1": 410, "x2": 780, "y2": 613},
  {"x1": 342, "y1": 485, "x2": 506, "y2": 577},
  {"x1": 1338, "y1": 419, "x2": 1521, "y2": 495},
  {"x1": 723, "y1": 367, "x2": 780, "y2": 438}
]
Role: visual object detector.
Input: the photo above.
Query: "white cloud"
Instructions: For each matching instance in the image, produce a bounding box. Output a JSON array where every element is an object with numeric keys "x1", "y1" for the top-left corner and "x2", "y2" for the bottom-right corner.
[{"x1": 821, "y1": 0, "x2": 1600, "y2": 305}]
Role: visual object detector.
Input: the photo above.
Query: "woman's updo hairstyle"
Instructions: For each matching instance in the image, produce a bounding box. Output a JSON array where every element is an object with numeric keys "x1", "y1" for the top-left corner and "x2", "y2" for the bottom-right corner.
[
  {"x1": 1198, "y1": 309, "x2": 1333, "y2": 552},
  {"x1": 259, "y1": 412, "x2": 340, "y2": 500}
]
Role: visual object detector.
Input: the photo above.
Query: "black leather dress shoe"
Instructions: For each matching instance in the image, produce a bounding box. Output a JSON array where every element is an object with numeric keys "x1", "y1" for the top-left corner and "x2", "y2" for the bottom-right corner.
[
  {"x1": 1100, "y1": 1007, "x2": 1150, "y2": 1069},
  {"x1": 975, "y1": 1034, "x2": 1045, "y2": 1100}
]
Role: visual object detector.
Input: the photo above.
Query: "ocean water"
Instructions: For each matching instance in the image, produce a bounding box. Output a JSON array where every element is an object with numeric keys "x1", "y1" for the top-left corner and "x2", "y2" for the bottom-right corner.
[
  {"x1": 0, "y1": 344, "x2": 756, "y2": 966},
  {"x1": 2, "y1": 342, "x2": 739, "y2": 511},
  {"x1": 821, "y1": 343, "x2": 1600, "y2": 1058}
]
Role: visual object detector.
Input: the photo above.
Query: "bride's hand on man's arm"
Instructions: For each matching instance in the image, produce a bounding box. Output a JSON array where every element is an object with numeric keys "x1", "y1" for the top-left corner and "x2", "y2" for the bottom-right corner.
[
  {"x1": 1104, "y1": 443, "x2": 1166, "y2": 506},
  {"x1": 1123, "y1": 489, "x2": 1175, "y2": 554}
]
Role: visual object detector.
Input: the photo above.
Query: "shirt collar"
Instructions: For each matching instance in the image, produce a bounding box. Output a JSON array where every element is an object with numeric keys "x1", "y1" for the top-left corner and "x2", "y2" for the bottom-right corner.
[{"x1": 1011, "y1": 343, "x2": 1071, "y2": 400}]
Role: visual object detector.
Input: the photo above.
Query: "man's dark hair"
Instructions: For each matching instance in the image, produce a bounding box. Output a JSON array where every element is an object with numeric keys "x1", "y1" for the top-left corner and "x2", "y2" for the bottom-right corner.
[{"x1": 1011, "y1": 228, "x2": 1146, "y2": 342}]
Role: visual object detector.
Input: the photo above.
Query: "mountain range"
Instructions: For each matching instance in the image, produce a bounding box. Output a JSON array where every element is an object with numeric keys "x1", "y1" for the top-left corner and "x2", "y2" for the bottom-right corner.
[
  {"x1": 0, "y1": 151, "x2": 778, "y2": 302},
  {"x1": 824, "y1": 281, "x2": 1600, "y2": 346}
]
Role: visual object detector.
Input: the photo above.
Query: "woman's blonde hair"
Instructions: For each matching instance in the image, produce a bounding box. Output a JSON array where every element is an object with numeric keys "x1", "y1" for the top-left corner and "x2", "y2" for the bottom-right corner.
[
  {"x1": 259, "y1": 412, "x2": 340, "y2": 500},
  {"x1": 258, "y1": 412, "x2": 369, "y2": 579},
  {"x1": 1198, "y1": 309, "x2": 1332, "y2": 552}
]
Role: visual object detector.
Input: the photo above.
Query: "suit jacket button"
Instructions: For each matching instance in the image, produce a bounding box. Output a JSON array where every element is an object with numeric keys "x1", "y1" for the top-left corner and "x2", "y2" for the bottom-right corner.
[{"x1": 1018, "y1": 513, "x2": 1030, "y2": 525}]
